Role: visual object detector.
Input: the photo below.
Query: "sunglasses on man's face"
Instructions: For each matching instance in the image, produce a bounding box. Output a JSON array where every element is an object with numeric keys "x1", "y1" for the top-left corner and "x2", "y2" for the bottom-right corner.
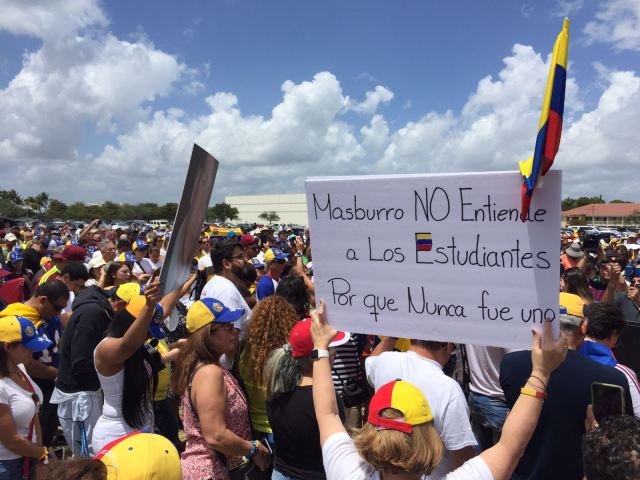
[{"x1": 45, "y1": 297, "x2": 66, "y2": 313}]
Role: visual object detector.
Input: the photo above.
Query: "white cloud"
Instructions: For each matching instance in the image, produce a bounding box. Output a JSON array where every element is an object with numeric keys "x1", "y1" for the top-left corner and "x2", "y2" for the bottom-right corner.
[
  {"x1": 349, "y1": 85, "x2": 394, "y2": 115},
  {"x1": 551, "y1": 0, "x2": 584, "y2": 17},
  {"x1": 1, "y1": 0, "x2": 639, "y2": 207},
  {"x1": 584, "y1": 0, "x2": 640, "y2": 52},
  {"x1": 0, "y1": 0, "x2": 189, "y2": 198},
  {"x1": 0, "y1": 0, "x2": 107, "y2": 40}
]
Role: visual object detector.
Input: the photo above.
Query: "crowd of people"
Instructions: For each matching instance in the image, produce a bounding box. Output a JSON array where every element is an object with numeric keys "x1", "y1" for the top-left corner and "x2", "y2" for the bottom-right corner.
[{"x1": 0, "y1": 218, "x2": 638, "y2": 479}]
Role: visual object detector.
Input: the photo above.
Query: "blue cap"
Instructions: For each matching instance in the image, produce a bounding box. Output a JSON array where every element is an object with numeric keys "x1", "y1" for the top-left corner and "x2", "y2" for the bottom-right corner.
[
  {"x1": 251, "y1": 257, "x2": 265, "y2": 269},
  {"x1": 0, "y1": 316, "x2": 52, "y2": 351}
]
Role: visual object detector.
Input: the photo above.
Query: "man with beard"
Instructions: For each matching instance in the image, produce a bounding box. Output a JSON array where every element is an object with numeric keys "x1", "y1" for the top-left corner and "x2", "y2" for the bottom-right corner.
[{"x1": 201, "y1": 239, "x2": 252, "y2": 345}]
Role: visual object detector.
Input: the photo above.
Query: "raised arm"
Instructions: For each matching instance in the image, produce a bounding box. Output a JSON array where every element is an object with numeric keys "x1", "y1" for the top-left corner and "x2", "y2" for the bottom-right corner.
[
  {"x1": 480, "y1": 320, "x2": 567, "y2": 480},
  {"x1": 310, "y1": 301, "x2": 348, "y2": 446},
  {"x1": 95, "y1": 279, "x2": 161, "y2": 368}
]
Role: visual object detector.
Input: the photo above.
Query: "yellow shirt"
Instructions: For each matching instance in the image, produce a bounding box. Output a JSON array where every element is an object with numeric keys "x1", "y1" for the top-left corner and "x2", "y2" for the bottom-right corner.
[
  {"x1": 153, "y1": 339, "x2": 171, "y2": 401},
  {"x1": 238, "y1": 350, "x2": 271, "y2": 433}
]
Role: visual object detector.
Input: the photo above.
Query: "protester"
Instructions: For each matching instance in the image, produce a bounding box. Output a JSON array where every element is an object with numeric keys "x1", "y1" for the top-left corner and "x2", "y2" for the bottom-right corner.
[
  {"x1": 311, "y1": 303, "x2": 568, "y2": 480},
  {"x1": 238, "y1": 296, "x2": 299, "y2": 443},
  {"x1": 141, "y1": 246, "x2": 164, "y2": 275},
  {"x1": 51, "y1": 282, "x2": 141, "y2": 456},
  {"x1": 91, "y1": 276, "x2": 187, "y2": 453},
  {"x1": 264, "y1": 317, "x2": 347, "y2": 480},
  {"x1": 201, "y1": 240, "x2": 252, "y2": 341},
  {"x1": 561, "y1": 242, "x2": 586, "y2": 272},
  {"x1": 561, "y1": 267, "x2": 593, "y2": 304},
  {"x1": 173, "y1": 298, "x2": 271, "y2": 479},
  {"x1": 582, "y1": 415, "x2": 640, "y2": 480},
  {"x1": 465, "y1": 345, "x2": 513, "y2": 452},
  {"x1": 40, "y1": 432, "x2": 182, "y2": 480},
  {"x1": 500, "y1": 301, "x2": 634, "y2": 480},
  {"x1": 366, "y1": 335, "x2": 477, "y2": 476},
  {"x1": 0, "y1": 315, "x2": 52, "y2": 478},
  {"x1": 101, "y1": 261, "x2": 131, "y2": 289},
  {"x1": 37, "y1": 245, "x2": 86, "y2": 286},
  {"x1": 579, "y1": 302, "x2": 640, "y2": 417},
  {"x1": 275, "y1": 275, "x2": 310, "y2": 319},
  {"x1": 256, "y1": 248, "x2": 288, "y2": 301}
]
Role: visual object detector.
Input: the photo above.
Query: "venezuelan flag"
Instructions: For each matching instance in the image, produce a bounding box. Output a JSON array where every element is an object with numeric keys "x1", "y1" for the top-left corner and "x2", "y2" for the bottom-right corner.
[
  {"x1": 519, "y1": 18, "x2": 569, "y2": 222},
  {"x1": 415, "y1": 233, "x2": 432, "y2": 252}
]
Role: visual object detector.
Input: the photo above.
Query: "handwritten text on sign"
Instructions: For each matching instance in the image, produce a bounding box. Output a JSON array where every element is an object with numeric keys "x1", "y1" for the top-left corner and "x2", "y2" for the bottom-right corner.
[{"x1": 305, "y1": 171, "x2": 561, "y2": 348}]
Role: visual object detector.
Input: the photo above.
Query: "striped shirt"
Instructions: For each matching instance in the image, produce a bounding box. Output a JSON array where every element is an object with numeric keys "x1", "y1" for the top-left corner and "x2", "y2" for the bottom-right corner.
[
  {"x1": 615, "y1": 363, "x2": 640, "y2": 417},
  {"x1": 331, "y1": 334, "x2": 361, "y2": 395}
]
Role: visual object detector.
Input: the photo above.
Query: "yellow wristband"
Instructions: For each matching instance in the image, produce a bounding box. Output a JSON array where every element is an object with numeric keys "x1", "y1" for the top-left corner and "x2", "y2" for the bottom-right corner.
[{"x1": 520, "y1": 387, "x2": 547, "y2": 400}]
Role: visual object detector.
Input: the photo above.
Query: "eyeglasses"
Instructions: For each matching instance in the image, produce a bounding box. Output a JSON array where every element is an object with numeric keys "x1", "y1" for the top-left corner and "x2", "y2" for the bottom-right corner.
[
  {"x1": 45, "y1": 296, "x2": 66, "y2": 313},
  {"x1": 230, "y1": 254, "x2": 245, "y2": 260}
]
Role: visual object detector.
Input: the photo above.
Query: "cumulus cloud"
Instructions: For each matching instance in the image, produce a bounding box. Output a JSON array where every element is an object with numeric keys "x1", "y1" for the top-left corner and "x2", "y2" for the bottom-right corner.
[
  {"x1": 349, "y1": 85, "x2": 394, "y2": 115},
  {"x1": 0, "y1": 0, "x2": 189, "y2": 198},
  {"x1": 0, "y1": 0, "x2": 107, "y2": 40},
  {"x1": 86, "y1": 43, "x2": 638, "y2": 205},
  {"x1": 584, "y1": 0, "x2": 640, "y2": 52},
  {"x1": 1, "y1": 0, "x2": 639, "y2": 206}
]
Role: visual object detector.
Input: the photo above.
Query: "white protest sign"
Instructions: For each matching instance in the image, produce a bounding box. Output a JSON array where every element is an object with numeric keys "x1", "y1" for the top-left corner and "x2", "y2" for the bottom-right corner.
[{"x1": 305, "y1": 170, "x2": 561, "y2": 349}]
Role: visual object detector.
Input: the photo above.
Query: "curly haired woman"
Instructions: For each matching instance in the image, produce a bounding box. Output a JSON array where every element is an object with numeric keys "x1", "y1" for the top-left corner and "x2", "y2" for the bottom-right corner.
[{"x1": 238, "y1": 296, "x2": 299, "y2": 445}]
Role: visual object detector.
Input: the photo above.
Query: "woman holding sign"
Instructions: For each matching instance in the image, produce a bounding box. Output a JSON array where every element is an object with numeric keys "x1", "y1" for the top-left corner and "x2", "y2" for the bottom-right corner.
[{"x1": 310, "y1": 301, "x2": 568, "y2": 480}]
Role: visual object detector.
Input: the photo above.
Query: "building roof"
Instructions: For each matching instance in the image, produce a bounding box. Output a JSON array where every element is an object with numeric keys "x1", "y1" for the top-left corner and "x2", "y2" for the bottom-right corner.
[{"x1": 562, "y1": 203, "x2": 640, "y2": 217}]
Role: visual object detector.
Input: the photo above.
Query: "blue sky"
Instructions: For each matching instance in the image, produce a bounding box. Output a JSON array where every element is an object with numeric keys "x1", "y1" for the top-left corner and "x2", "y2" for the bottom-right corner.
[{"x1": 1, "y1": 0, "x2": 639, "y2": 205}]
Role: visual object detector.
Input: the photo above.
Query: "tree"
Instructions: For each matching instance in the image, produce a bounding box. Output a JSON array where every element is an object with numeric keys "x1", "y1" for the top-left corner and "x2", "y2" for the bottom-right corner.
[
  {"x1": 258, "y1": 211, "x2": 280, "y2": 223},
  {"x1": 46, "y1": 199, "x2": 68, "y2": 219},
  {"x1": 24, "y1": 196, "x2": 39, "y2": 217},
  {"x1": 562, "y1": 195, "x2": 605, "y2": 212},
  {"x1": 610, "y1": 199, "x2": 630, "y2": 203},
  {"x1": 35, "y1": 192, "x2": 50, "y2": 215},
  {"x1": 208, "y1": 202, "x2": 239, "y2": 222}
]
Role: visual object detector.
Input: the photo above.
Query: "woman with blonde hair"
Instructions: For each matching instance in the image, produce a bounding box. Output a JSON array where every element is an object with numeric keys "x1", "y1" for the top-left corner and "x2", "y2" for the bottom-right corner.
[
  {"x1": 311, "y1": 302, "x2": 568, "y2": 480},
  {"x1": 238, "y1": 296, "x2": 299, "y2": 440},
  {"x1": 174, "y1": 298, "x2": 270, "y2": 480}
]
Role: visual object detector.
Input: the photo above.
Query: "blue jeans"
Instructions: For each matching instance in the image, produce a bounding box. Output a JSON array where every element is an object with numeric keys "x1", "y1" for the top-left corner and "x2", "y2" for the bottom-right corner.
[
  {"x1": 0, "y1": 457, "x2": 32, "y2": 480},
  {"x1": 271, "y1": 469, "x2": 301, "y2": 480},
  {"x1": 468, "y1": 391, "x2": 509, "y2": 452}
]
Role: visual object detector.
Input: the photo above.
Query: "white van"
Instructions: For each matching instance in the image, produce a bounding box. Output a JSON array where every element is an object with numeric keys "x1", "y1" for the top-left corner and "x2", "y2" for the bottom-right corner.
[{"x1": 150, "y1": 219, "x2": 169, "y2": 228}]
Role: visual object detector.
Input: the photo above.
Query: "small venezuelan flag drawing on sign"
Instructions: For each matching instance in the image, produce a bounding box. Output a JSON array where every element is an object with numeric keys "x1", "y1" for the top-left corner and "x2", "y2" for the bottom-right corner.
[{"x1": 415, "y1": 233, "x2": 432, "y2": 252}]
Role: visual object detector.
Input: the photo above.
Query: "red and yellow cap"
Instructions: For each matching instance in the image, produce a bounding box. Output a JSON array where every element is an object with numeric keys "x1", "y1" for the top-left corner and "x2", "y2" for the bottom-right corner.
[
  {"x1": 367, "y1": 379, "x2": 433, "y2": 433},
  {"x1": 95, "y1": 431, "x2": 181, "y2": 479}
]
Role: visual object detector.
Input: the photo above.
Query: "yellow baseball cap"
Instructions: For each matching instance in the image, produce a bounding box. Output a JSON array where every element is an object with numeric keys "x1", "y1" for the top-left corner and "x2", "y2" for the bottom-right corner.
[
  {"x1": 186, "y1": 298, "x2": 244, "y2": 333},
  {"x1": 95, "y1": 431, "x2": 181, "y2": 479},
  {"x1": 559, "y1": 292, "x2": 586, "y2": 318},
  {"x1": 106, "y1": 282, "x2": 142, "y2": 303}
]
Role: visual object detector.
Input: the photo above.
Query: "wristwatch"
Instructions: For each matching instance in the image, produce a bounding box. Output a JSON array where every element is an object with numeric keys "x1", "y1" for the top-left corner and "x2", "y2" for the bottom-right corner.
[{"x1": 310, "y1": 349, "x2": 330, "y2": 361}]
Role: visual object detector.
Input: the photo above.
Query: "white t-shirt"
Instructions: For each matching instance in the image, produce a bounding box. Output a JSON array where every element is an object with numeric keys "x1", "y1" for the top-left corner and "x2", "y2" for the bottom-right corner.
[
  {"x1": 140, "y1": 257, "x2": 164, "y2": 275},
  {"x1": 197, "y1": 255, "x2": 212, "y2": 272},
  {"x1": 0, "y1": 365, "x2": 44, "y2": 460},
  {"x1": 322, "y1": 432, "x2": 493, "y2": 480},
  {"x1": 466, "y1": 345, "x2": 515, "y2": 400},
  {"x1": 366, "y1": 351, "x2": 477, "y2": 479},
  {"x1": 62, "y1": 290, "x2": 76, "y2": 315},
  {"x1": 201, "y1": 275, "x2": 251, "y2": 335}
]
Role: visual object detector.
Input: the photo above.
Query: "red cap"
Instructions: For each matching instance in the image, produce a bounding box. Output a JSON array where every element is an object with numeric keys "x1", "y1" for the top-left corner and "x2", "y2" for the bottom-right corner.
[
  {"x1": 240, "y1": 234, "x2": 257, "y2": 247},
  {"x1": 289, "y1": 318, "x2": 349, "y2": 358},
  {"x1": 53, "y1": 245, "x2": 87, "y2": 261}
]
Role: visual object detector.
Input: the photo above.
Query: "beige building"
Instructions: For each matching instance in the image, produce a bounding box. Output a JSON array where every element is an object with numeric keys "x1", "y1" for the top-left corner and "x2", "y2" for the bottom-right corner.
[
  {"x1": 562, "y1": 203, "x2": 640, "y2": 227},
  {"x1": 225, "y1": 193, "x2": 308, "y2": 225}
]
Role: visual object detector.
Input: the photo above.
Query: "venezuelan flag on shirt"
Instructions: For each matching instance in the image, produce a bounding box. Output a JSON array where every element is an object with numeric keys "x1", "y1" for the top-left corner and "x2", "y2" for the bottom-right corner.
[{"x1": 519, "y1": 18, "x2": 569, "y2": 222}]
